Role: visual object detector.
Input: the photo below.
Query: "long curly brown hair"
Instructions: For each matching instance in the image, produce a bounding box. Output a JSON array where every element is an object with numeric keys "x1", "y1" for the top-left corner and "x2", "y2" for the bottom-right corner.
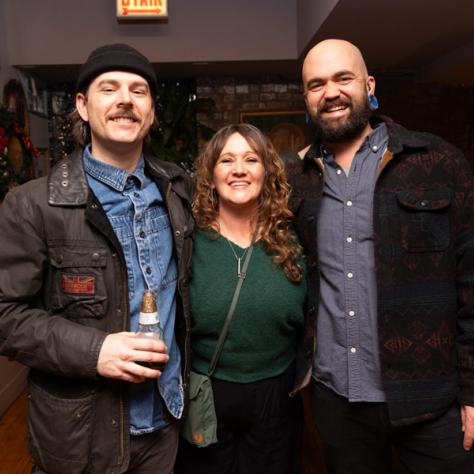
[{"x1": 193, "y1": 123, "x2": 303, "y2": 283}]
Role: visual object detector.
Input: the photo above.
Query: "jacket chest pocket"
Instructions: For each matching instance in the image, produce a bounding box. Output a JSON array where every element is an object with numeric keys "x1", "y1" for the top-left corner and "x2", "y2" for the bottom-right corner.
[
  {"x1": 49, "y1": 246, "x2": 108, "y2": 319},
  {"x1": 396, "y1": 189, "x2": 452, "y2": 252}
]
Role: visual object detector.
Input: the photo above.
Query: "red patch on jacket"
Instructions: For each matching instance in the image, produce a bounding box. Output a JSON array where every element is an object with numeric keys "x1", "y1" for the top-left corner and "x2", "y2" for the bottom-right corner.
[{"x1": 62, "y1": 274, "x2": 96, "y2": 295}]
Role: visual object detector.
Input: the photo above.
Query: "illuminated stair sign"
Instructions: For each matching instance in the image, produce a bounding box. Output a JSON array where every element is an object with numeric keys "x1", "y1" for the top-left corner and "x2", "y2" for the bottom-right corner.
[{"x1": 116, "y1": 0, "x2": 168, "y2": 20}]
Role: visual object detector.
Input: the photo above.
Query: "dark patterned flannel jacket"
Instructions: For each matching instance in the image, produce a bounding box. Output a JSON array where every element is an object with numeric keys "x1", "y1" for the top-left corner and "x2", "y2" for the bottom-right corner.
[{"x1": 285, "y1": 115, "x2": 474, "y2": 426}]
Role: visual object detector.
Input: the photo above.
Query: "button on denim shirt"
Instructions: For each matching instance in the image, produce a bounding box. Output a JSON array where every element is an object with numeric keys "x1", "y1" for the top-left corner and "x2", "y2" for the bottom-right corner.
[{"x1": 84, "y1": 147, "x2": 183, "y2": 435}]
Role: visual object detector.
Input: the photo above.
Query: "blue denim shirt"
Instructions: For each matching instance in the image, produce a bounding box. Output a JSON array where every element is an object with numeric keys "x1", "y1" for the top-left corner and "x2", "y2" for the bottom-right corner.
[
  {"x1": 83, "y1": 147, "x2": 183, "y2": 435},
  {"x1": 313, "y1": 124, "x2": 389, "y2": 402}
]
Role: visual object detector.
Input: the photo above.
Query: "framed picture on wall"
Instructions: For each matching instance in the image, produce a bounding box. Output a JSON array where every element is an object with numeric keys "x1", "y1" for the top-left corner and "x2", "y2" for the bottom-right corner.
[
  {"x1": 239, "y1": 110, "x2": 311, "y2": 155},
  {"x1": 18, "y1": 71, "x2": 49, "y2": 117}
]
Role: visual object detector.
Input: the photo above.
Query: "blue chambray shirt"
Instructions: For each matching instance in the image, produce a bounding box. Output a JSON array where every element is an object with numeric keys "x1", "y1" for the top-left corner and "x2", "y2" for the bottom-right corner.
[
  {"x1": 313, "y1": 124, "x2": 389, "y2": 402},
  {"x1": 83, "y1": 147, "x2": 183, "y2": 435}
]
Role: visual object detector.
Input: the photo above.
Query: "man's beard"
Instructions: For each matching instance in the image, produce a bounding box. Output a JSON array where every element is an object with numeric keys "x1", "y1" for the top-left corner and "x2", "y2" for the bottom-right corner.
[{"x1": 311, "y1": 95, "x2": 372, "y2": 144}]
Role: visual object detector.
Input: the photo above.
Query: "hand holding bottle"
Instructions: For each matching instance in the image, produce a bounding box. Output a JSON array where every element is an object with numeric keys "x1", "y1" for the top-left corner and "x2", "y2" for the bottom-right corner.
[
  {"x1": 97, "y1": 331, "x2": 169, "y2": 382},
  {"x1": 97, "y1": 290, "x2": 168, "y2": 382}
]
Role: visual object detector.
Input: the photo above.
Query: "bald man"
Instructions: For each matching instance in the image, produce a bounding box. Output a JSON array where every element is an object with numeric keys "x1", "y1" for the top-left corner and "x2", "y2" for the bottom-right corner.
[{"x1": 285, "y1": 39, "x2": 474, "y2": 473}]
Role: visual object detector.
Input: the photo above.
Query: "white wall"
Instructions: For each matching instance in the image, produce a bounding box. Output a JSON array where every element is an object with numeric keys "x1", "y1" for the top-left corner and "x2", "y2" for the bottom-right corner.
[
  {"x1": 296, "y1": 0, "x2": 339, "y2": 55},
  {"x1": 4, "y1": 0, "x2": 298, "y2": 66},
  {"x1": 0, "y1": 0, "x2": 18, "y2": 89}
]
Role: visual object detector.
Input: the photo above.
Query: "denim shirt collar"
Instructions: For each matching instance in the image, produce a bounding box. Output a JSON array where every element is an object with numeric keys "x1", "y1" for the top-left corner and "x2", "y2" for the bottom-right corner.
[
  {"x1": 316, "y1": 123, "x2": 388, "y2": 167},
  {"x1": 83, "y1": 145, "x2": 146, "y2": 191},
  {"x1": 305, "y1": 122, "x2": 388, "y2": 163}
]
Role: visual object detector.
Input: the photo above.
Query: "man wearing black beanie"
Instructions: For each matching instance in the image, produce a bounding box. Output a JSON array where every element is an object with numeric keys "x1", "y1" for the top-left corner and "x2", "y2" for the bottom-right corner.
[{"x1": 0, "y1": 44, "x2": 193, "y2": 474}]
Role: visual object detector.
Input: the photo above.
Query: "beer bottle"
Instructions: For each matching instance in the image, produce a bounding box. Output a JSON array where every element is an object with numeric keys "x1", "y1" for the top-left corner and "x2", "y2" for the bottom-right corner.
[{"x1": 136, "y1": 290, "x2": 165, "y2": 370}]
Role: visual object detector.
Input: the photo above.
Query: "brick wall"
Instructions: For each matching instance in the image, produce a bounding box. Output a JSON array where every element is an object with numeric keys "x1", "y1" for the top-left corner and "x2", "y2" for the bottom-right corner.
[
  {"x1": 196, "y1": 77, "x2": 305, "y2": 132},
  {"x1": 195, "y1": 74, "x2": 474, "y2": 169},
  {"x1": 377, "y1": 75, "x2": 474, "y2": 168}
]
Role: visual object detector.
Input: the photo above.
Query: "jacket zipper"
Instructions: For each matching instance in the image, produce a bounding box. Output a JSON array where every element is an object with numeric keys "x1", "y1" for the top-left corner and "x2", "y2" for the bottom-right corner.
[
  {"x1": 115, "y1": 245, "x2": 129, "y2": 466},
  {"x1": 165, "y1": 181, "x2": 190, "y2": 394},
  {"x1": 290, "y1": 156, "x2": 324, "y2": 396}
]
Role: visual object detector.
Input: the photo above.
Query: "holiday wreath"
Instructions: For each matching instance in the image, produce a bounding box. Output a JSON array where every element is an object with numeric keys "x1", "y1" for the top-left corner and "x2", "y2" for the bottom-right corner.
[{"x1": 0, "y1": 106, "x2": 39, "y2": 199}]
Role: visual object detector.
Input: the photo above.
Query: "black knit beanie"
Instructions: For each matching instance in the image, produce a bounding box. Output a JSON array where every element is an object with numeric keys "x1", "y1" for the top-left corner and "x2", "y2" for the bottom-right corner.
[{"x1": 76, "y1": 43, "x2": 157, "y2": 94}]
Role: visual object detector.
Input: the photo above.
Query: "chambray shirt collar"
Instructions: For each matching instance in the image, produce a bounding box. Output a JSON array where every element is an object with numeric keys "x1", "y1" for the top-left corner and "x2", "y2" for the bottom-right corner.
[
  {"x1": 83, "y1": 144, "x2": 145, "y2": 191},
  {"x1": 305, "y1": 122, "x2": 388, "y2": 165}
]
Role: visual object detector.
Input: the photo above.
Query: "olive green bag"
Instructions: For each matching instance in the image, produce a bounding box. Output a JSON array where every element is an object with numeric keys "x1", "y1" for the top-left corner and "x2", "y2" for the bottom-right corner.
[{"x1": 181, "y1": 243, "x2": 254, "y2": 447}]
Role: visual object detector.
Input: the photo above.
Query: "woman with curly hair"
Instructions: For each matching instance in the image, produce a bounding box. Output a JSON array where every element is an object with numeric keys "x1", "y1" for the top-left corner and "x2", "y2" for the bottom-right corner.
[{"x1": 176, "y1": 124, "x2": 311, "y2": 474}]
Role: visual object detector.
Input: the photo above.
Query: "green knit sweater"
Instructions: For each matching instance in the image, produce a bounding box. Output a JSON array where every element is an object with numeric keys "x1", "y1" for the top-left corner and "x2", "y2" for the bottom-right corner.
[{"x1": 190, "y1": 229, "x2": 306, "y2": 383}]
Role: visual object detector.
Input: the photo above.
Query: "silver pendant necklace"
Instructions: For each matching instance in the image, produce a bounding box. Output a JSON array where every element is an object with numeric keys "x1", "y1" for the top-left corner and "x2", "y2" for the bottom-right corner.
[{"x1": 225, "y1": 238, "x2": 250, "y2": 278}]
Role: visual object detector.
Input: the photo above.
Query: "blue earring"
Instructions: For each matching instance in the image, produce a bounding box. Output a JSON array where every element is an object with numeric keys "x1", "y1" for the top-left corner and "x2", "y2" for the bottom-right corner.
[
  {"x1": 305, "y1": 111, "x2": 311, "y2": 124},
  {"x1": 368, "y1": 94, "x2": 379, "y2": 110}
]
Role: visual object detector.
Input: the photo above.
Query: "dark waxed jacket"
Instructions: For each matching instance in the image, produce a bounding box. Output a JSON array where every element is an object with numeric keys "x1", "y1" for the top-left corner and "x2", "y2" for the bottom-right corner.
[
  {"x1": 0, "y1": 149, "x2": 194, "y2": 473},
  {"x1": 285, "y1": 116, "x2": 474, "y2": 426}
]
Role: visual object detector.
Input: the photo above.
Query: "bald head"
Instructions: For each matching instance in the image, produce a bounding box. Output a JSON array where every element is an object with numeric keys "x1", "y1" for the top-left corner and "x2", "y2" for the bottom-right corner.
[
  {"x1": 302, "y1": 39, "x2": 376, "y2": 145},
  {"x1": 303, "y1": 39, "x2": 370, "y2": 91}
]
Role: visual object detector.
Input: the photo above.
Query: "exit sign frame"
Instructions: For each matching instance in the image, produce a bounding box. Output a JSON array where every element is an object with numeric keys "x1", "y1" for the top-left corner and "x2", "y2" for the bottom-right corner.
[{"x1": 116, "y1": 0, "x2": 168, "y2": 21}]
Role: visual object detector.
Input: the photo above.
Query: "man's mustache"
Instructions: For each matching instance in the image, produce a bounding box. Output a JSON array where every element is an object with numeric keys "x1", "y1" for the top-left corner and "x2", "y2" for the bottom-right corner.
[{"x1": 108, "y1": 110, "x2": 140, "y2": 121}]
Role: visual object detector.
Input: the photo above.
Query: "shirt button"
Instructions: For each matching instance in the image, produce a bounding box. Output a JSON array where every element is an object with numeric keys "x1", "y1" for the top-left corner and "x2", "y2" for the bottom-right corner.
[
  {"x1": 91, "y1": 252, "x2": 100, "y2": 261},
  {"x1": 175, "y1": 230, "x2": 181, "y2": 237},
  {"x1": 139, "y1": 230, "x2": 146, "y2": 238},
  {"x1": 336, "y1": 169, "x2": 342, "y2": 175},
  {"x1": 348, "y1": 310, "x2": 355, "y2": 316},
  {"x1": 346, "y1": 200, "x2": 353, "y2": 207},
  {"x1": 146, "y1": 267, "x2": 152, "y2": 275},
  {"x1": 372, "y1": 145, "x2": 378, "y2": 152},
  {"x1": 350, "y1": 347, "x2": 357, "y2": 353},
  {"x1": 347, "y1": 272, "x2": 354, "y2": 279},
  {"x1": 346, "y1": 236, "x2": 353, "y2": 243}
]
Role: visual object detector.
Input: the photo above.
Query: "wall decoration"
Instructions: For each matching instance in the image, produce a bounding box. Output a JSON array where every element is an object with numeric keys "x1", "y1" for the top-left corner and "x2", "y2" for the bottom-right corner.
[
  {"x1": 2, "y1": 79, "x2": 30, "y2": 133},
  {"x1": 240, "y1": 110, "x2": 310, "y2": 155},
  {"x1": 0, "y1": 106, "x2": 40, "y2": 199},
  {"x1": 18, "y1": 71, "x2": 49, "y2": 117}
]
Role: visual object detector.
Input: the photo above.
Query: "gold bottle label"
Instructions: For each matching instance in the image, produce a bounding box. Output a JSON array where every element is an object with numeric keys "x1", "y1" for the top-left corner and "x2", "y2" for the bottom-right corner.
[
  {"x1": 141, "y1": 290, "x2": 157, "y2": 313},
  {"x1": 139, "y1": 290, "x2": 159, "y2": 325}
]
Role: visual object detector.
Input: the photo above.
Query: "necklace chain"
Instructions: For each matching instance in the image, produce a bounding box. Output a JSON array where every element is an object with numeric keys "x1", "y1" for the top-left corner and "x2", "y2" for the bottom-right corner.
[{"x1": 225, "y1": 238, "x2": 250, "y2": 277}]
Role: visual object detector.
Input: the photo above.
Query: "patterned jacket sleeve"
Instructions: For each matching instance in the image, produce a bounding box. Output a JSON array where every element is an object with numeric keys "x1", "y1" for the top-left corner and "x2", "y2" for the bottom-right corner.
[{"x1": 454, "y1": 149, "x2": 474, "y2": 406}]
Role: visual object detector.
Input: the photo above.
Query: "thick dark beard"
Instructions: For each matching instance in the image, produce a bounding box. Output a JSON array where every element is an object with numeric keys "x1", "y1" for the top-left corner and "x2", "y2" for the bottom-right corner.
[{"x1": 312, "y1": 97, "x2": 372, "y2": 144}]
